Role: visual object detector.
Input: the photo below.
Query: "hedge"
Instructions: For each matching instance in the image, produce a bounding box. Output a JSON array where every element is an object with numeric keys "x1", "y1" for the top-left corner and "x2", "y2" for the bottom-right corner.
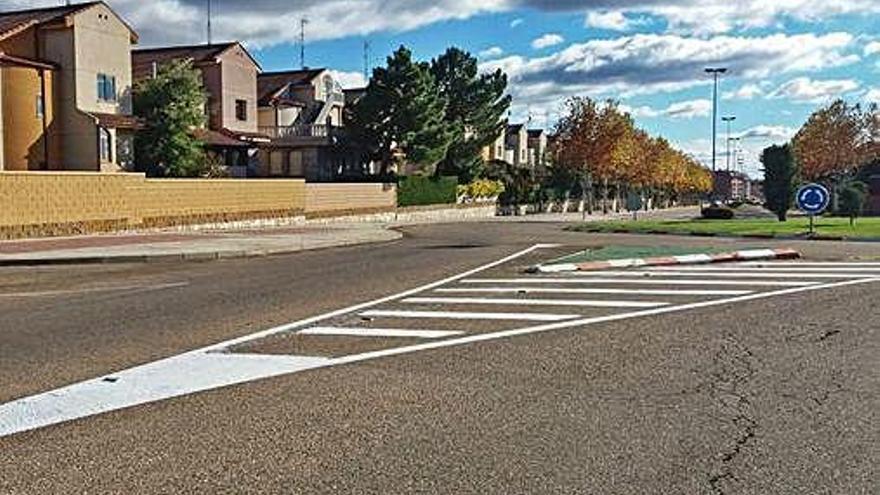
[{"x1": 398, "y1": 176, "x2": 458, "y2": 207}]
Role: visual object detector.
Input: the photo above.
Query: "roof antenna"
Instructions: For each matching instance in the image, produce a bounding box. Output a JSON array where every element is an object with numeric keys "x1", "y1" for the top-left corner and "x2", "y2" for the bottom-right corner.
[
  {"x1": 299, "y1": 18, "x2": 309, "y2": 69},
  {"x1": 363, "y1": 40, "x2": 371, "y2": 82},
  {"x1": 206, "y1": 0, "x2": 212, "y2": 45}
]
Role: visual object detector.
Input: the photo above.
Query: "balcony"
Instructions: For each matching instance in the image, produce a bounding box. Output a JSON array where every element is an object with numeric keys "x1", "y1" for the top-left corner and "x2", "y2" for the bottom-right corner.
[{"x1": 258, "y1": 124, "x2": 345, "y2": 146}]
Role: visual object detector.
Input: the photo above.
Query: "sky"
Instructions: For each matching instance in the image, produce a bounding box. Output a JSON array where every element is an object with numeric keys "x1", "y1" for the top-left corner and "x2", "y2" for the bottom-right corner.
[{"x1": 6, "y1": 0, "x2": 880, "y2": 178}]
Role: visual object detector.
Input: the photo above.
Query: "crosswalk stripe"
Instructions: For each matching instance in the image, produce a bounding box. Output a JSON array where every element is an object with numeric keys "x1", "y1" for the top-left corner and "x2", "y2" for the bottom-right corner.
[
  {"x1": 403, "y1": 297, "x2": 668, "y2": 308},
  {"x1": 647, "y1": 266, "x2": 880, "y2": 273},
  {"x1": 360, "y1": 310, "x2": 579, "y2": 321},
  {"x1": 462, "y1": 278, "x2": 817, "y2": 287},
  {"x1": 740, "y1": 261, "x2": 880, "y2": 267},
  {"x1": 299, "y1": 327, "x2": 463, "y2": 339},
  {"x1": 435, "y1": 287, "x2": 753, "y2": 296},
  {"x1": 572, "y1": 270, "x2": 864, "y2": 279}
]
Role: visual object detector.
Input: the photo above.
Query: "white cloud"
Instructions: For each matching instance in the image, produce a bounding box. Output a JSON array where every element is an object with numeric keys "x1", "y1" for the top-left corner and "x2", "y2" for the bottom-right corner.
[
  {"x1": 481, "y1": 31, "x2": 859, "y2": 118},
  {"x1": 621, "y1": 99, "x2": 710, "y2": 119},
  {"x1": 510, "y1": 17, "x2": 524, "y2": 27},
  {"x1": 327, "y1": 70, "x2": 367, "y2": 89},
  {"x1": 866, "y1": 41, "x2": 880, "y2": 56},
  {"x1": 584, "y1": 11, "x2": 640, "y2": 31},
  {"x1": 865, "y1": 88, "x2": 880, "y2": 102},
  {"x1": 1, "y1": 0, "x2": 513, "y2": 47},
  {"x1": 663, "y1": 99, "x2": 711, "y2": 119},
  {"x1": 736, "y1": 125, "x2": 797, "y2": 140},
  {"x1": 769, "y1": 77, "x2": 860, "y2": 103},
  {"x1": 519, "y1": 0, "x2": 880, "y2": 36},
  {"x1": 5, "y1": 0, "x2": 878, "y2": 47},
  {"x1": 479, "y1": 46, "x2": 505, "y2": 59},
  {"x1": 723, "y1": 83, "x2": 764, "y2": 100},
  {"x1": 531, "y1": 33, "x2": 565, "y2": 49}
]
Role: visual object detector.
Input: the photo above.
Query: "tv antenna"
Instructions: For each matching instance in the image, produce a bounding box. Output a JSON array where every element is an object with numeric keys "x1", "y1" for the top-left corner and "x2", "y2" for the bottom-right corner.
[
  {"x1": 363, "y1": 40, "x2": 371, "y2": 81},
  {"x1": 206, "y1": 0, "x2": 213, "y2": 45},
  {"x1": 299, "y1": 18, "x2": 309, "y2": 69}
]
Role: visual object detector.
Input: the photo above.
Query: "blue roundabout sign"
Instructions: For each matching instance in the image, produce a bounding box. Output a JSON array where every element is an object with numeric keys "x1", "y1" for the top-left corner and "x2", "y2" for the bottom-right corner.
[{"x1": 796, "y1": 183, "x2": 831, "y2": 215}]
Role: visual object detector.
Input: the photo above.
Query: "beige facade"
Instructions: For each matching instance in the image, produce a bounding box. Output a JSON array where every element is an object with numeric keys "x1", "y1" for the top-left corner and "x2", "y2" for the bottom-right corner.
[{"x1": 0, "y1": 2, "x2": 138, "y2": 173}]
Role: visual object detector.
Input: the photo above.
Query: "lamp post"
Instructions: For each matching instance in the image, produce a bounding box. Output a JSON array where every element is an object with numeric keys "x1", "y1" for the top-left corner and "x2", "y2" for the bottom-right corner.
[
  {"x1": 705, "y1": 68, "x2": 727, "y2": 173},
  {"x1": 722, "y1": 115, "x2": 736, "y2": 171}
]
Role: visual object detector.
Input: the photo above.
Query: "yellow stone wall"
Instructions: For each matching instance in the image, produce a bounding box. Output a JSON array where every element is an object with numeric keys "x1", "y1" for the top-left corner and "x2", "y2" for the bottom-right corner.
[
  {"x1": 305, "y1": 183, "x2": 397, "y2": 217},
  {"x1": 0, "y1": 172, "x2": 306, "y2": 237}
]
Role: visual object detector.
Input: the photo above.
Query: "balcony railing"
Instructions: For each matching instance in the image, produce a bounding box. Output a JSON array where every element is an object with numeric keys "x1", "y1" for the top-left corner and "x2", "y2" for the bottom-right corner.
[{"x1": 259, "y1": 124, "x2": 344, "y2": 141}]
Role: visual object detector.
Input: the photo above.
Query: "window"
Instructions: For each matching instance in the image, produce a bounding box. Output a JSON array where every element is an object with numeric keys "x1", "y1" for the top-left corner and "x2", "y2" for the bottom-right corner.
[
  {"x1": 35, "y1": 96, "x2": 44, "y2": 119},
  {"x1": 99, "y1": 127, "x2": 112, "y2": 162},
  {"x1": 97, "y1": 74, "x2": 116, "y2": 102},
  {"x1": 235, "y1": 99, "x2": 248, "y2": 121}
]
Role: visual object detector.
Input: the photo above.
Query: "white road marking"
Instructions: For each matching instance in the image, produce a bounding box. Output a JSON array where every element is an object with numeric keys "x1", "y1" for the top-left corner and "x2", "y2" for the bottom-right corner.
[
  {"x1": 572, "y1": 270, "x2": 865, "y2": 279},
  {"x1": 0, "y1": 353, "x2": 330, "y2": 438},
  {"x1": 647, "y1": 265, "x2": 880, "y2": 273},
  {"x1": 0, "y1": 282, "x2": 189, "y2": 298},
  {"x1": 330, "y1": 278, "x2": 880, "y2": 368},
  {"x1": 435, "y1": 287, "x2": 753, "y2": 296},
  {"x1": 403, "y1": 297, "x2": 668, "y2": 308},
  {"x1": 740, "y1": 261, "x2": 880, "y2": 267},
  {"x1": 359, "y1": 309, "x2": 580, "y2": 321},
  {"x1": 462, "y1": 278, "x2": 817, "y2": 287},
  {"x1": 299, "y1": 327, "x2": 463, "y2": 339},
  {"x1": 2, "y1": 242, "x2": 876, "y2": 439}
]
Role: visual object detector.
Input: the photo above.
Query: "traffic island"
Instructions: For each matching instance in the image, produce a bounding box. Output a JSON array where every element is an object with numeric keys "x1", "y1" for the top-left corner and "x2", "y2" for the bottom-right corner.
[{"x1": 529, "y1": 248, "x2": 801, "y2": 273}]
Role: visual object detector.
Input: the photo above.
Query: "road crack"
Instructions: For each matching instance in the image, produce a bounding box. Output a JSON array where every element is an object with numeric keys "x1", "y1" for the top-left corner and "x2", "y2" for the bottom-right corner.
[{"x1": 704, "y1": 335, "x2": 758, "y2": 495}]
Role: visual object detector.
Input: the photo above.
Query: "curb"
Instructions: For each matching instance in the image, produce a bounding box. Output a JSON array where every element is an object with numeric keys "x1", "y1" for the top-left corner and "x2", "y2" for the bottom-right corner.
[
  {"x1": 531, "y1": 248, "x2": 801, "y2": 273},
  {"x1": 0, "y1": 232, "x2": 404, "y2": 267}
]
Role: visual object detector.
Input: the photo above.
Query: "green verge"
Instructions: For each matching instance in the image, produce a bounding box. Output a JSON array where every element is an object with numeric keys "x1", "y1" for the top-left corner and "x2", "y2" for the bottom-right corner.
[
  {"x1": 549, "y1": 245, "x2": 736, "y2": 265},
  {"x1": 567, "y1": 217, "x2": 880, "y2": 240}
]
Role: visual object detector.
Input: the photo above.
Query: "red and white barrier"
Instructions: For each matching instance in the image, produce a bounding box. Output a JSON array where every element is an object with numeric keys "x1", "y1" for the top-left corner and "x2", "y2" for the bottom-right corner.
[{"x1": 536, "y1": 248, "x2": 801, "y2": 273}]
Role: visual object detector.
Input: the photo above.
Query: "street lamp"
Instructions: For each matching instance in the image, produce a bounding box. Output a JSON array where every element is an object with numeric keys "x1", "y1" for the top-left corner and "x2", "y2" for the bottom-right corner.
[
  {"x1": 722, "y1": 115, "x2": 736, "y2": 171},
  {"x1": 705, "y1": 67, "x2": 728, "y2": 174}
]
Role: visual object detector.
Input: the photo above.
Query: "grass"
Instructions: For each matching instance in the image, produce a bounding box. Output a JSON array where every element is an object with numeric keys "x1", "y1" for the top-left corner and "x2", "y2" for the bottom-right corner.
[
  {"x1": 549, "y1": 245, "x2": 736, "y2": 264},
  {"x1": 568, "y1": 216, "x2": 880, "y2": 240}
]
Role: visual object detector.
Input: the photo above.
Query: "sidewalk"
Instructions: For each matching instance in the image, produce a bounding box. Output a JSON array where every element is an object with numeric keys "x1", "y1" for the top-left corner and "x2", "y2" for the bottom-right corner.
[{"x1": 0, "y1": 224, "x2": 402, "y2": 265}]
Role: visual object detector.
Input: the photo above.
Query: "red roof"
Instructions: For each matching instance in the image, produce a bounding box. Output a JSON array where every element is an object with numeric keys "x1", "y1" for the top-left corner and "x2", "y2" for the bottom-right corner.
[
  {"x1": 0, "y1": 2, "x2": 137, "y2": 43},
  {"x1": 132, "y1": 42, "x2": 260, "y2": 82},
  {"x1": 257, "y1": 69, "x2": 325, "y2": 106}
]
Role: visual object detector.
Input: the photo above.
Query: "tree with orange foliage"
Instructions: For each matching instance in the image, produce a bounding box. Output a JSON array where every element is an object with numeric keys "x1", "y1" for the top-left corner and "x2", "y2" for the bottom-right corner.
[{"x1": 792, "y1": 99, "x2": 878, "y2": 181}]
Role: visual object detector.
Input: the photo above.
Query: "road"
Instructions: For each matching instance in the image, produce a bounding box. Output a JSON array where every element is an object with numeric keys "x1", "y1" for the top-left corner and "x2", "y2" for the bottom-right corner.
[{"x1": 1, "y1": 222, "x2": 879, "y2": 494}]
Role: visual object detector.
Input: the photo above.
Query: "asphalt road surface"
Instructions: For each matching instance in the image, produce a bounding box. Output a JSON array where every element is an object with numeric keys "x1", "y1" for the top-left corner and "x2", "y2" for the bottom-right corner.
[{"x1": 1, "y1": 222, "x2": 879, "y2": 494}]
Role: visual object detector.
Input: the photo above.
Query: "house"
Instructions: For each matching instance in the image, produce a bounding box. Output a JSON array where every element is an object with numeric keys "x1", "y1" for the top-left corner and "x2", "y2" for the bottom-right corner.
[
  {"x1": 0, "y1": 1, "x2": 140, "y2": 172},
  {"x1": 527, "y1": 129, "x2": 548, "y2": 168},
  {"x1": 132, "y1": 42, "x2": 266, "y2": 175},
  {"x1": 505, "y1": 123, "x2": 529, "y2": 167},
  {"x1": 255, "y1": 68, "x2": 358, "y2": 181},
  {"x1": 713, "y1": 170, "x2": 752, "y2": 202}
]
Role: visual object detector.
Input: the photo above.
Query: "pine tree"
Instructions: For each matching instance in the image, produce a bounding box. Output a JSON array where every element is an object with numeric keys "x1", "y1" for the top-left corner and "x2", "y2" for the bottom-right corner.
[
  {"x1": 430, "y1": 47, "x2": 511, "y2": 183},
  {"x1": 347, "y1": 46, "x2": 453, "y2": 176}
]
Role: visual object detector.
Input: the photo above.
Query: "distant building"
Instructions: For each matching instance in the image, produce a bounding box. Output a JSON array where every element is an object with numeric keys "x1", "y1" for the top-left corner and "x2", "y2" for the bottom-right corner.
[
  {"x1": 526, "y1": 129, "x2": 548, "y2": 168},
  {"x1": 481, "y1": 123, "x2": 548, "y2": 169},
  {"x1": 132, "y1": 42, "x2": 267, "y2": 175},
  {"x1": 713, "y1": 170, "x2": 753, "y2": 202},
  {"x1": 0, "y1": 1, "x2": 140, "y2": 172}
]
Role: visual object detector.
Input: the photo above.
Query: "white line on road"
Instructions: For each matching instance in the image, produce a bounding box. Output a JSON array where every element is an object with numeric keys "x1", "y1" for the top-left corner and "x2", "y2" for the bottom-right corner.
[
  {"x1": 403, "y1": 297, "x2": 668, "y2": 308},
  {"x1": 572, "y1": 270, "x2": 866, "y2": 279},
  {"x1": 647, "y1": 266, "x2": 880, "y2": 273},
  {"x1": 462, "y1": 278, "x2": 817, "y2": 287},
  {"x1": 299, "y1": 327, "x2": 463, "y2": 339},
  {"x1": 0, "y1": 282, "x2": 189, "y2": 299},
  {"x1": 2, "y1": 243, "x2": 875, "y2": 439},
  {"x1": 435, "y1": 287, "x2": 753, "y2": 296},
  {"x1": 359, "y1": 309, "x2": 580, "y2": 321},
  {"x1": 740, "y1": 261, "x2": 880, "y2": 267}
]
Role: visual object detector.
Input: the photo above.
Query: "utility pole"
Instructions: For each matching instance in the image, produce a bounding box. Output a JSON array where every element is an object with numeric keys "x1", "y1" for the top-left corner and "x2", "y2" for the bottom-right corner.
[
  {"x1": 299, "y1": 18, "x2": 309, "y2": 69},
  {"x1": 722, "y1": 115, "x2": 736, "y2": 171},
  {"x1": 704, "y1": 67, "x2": 727, "y2": 174},
  {"x1": 206, "y1": 0, "x2": 212, "y2": 45}
]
